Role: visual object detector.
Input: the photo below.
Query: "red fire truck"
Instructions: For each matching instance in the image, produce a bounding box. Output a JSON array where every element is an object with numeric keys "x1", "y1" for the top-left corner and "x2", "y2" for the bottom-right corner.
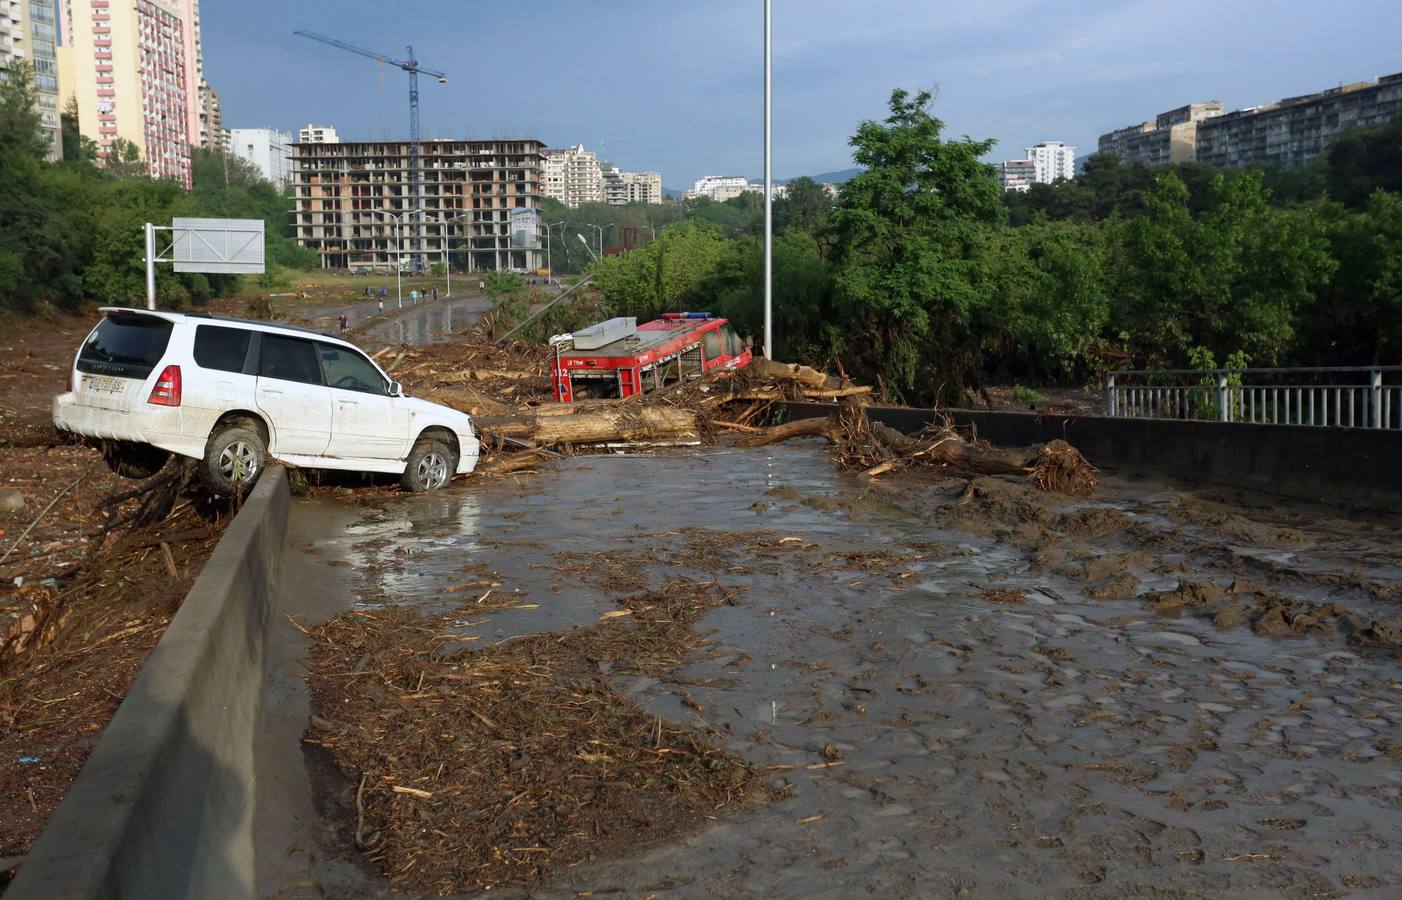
[{"x1": 551, "y1": 313, "x2": 752, "y2": 402}]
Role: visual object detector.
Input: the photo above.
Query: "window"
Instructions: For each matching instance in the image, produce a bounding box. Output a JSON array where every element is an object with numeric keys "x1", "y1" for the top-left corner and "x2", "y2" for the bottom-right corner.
[
  {"x1": 703, "y1": 329, "x2": 722, "y2": 361},
  {"x1": 316, "y1": 342, "x2": 387, "y2": 395},
  {"x1": 721, "y1": 324, "x2": 746, "y2": 356},
  {"x1": 77, "y1": 314, "x2": 173, "y2": 378},
  {"x1": 259, "y1": 334, "x2": 322, "y2": 385},
  {"x1": 193, "y1": 325, "x2": 252, "y2": 373}
]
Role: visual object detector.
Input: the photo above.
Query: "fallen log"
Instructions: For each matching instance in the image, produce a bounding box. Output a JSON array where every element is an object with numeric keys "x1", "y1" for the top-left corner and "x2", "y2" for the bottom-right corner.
[
  {"x1": 746, "y1": 358, "x2": 844, "y2": 391},
  {"x1": 868, "y1": 421, "x2": 1036, "y2": 477},
  {"x1": 474, "y1": 406, "x2": 698, "y2": 447},
  {"x1": 417, "y1": 386, "x2": 515, "y2": 418},
  {"x1": 472, "y1": 450, "x2": 552, "y2": 478},
  {"x1": 736, "y1": 415, "x2": 843, "y2": 448}
]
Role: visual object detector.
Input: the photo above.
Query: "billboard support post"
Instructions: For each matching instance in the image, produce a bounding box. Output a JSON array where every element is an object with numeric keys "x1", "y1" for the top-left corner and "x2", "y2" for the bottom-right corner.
[{"x1": 144, "y1": 223, "x2": 157, "y2": 311}]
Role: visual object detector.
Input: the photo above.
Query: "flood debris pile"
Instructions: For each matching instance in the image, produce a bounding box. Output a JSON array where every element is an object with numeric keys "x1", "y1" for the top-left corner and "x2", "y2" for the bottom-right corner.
[
  {"x1": 375, "y1": 327, "x2": 1098, "y2": 494},
  {"x1": 303, "y1": 577, "x2": 771, "y2": 894}
]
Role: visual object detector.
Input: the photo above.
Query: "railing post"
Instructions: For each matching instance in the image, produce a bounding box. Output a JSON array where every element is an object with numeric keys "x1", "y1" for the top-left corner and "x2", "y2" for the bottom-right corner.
[
  {"x1": 1106, "y1": 373, "x2": 1117, "y2": 417},
  {"x1": 1218, "y1": 373, "x2": 1230, "y2": 423},
  {"x1": 1372, "y1": 369, "x2": 1383, "y2": 429}
]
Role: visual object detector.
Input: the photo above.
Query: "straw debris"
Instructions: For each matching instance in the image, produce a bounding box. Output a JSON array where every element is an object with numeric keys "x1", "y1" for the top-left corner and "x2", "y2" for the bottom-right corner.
[{"x1": 303, "y1": 577, "x2": 772, "y2": 894}]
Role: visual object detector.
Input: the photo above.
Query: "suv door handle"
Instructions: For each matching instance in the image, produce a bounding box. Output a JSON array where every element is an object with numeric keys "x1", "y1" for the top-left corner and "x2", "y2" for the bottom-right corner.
[{"x1": 338, "y1": 398, "x2": 359, "y2": 406}]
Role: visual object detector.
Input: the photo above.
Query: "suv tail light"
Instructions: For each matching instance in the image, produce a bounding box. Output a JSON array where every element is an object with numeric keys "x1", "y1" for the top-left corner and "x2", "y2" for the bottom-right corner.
[{"x1": 148, "y1": 364, "x2": 182, "y2": 407}]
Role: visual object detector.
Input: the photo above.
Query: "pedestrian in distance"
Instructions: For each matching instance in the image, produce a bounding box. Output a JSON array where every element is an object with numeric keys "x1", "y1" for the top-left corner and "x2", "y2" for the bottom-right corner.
[
  {"x1": 432, "y1": 286, "x2": 438, "y2": 301},
  {"x1": 338, "y1": 313, "x2": 349, "y2": 333},
  {"x1": 377, "y1": 299, "x2": 384, "y2": 315}
]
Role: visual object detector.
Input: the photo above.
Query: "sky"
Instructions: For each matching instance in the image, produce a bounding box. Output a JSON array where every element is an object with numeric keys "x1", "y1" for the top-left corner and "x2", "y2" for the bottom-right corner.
[{"x1": 205, "y1": 0, "x2": 1402, "y2": 190}]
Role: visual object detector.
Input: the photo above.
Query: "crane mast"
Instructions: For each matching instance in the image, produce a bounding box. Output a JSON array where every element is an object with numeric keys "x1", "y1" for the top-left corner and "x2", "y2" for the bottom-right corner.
[{"x1": 293, "y1": 30, "x2": 447, "y2": 272}]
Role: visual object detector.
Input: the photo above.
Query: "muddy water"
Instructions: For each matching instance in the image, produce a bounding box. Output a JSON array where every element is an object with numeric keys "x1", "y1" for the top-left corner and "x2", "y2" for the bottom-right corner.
[
  {"x1": 293, "y1": 293, "x2": 493, "y2": 346},
  {"x1": 277, "y1": 443, "x2": 1402, "y2": 898}
]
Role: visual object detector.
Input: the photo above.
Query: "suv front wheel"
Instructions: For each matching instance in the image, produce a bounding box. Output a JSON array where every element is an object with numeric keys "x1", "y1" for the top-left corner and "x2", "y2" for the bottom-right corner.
[
  {"x1": 401, "y1": 438, "x2": 456, "y2": 492},
  {"x1": 202, "y1": 426, "x2": 267, "y2": 496}
]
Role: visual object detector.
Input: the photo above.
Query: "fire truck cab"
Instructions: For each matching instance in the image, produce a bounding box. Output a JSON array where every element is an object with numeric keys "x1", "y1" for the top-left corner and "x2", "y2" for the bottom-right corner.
[{"x1": 551, "y1": 313, "x2": 752, "y2": 403}]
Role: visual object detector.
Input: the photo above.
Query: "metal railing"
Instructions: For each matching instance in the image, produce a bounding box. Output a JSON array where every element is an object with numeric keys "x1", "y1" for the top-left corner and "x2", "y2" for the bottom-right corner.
[{"x1": 1106, "y1": 366, "x2": 1402, "y2": 429}]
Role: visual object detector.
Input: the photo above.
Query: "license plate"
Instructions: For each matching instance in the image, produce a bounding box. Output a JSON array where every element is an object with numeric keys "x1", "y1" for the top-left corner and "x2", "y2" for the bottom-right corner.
[{"x1": 85, "y1": 375, "x2": 126, "y2": 394}]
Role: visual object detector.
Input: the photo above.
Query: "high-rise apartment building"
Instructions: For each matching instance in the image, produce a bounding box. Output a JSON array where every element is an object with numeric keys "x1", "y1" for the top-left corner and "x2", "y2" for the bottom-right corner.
[
  {"x1": 601, "y1": 163, "x2": 663, "y2": 205},
  {"x1": 298, "y1": 122, "x2": 339, "y2": 144},
  {"x1": 292, "y1": 139, "x2": 547, "y2": 273},
  {"x1": 999, "y1": 159, "x2": 1037, "y2": 192},
  {"x1": 198, "y1": 79, "x2": 224, "y2": 151},
  {"x1": 64, "y1": 0, "x2": 206, "y2": 186},
  {"x1": 1098, "y1": 102, "x2": 1225, "y2": 166},
  {"x1": 1025, "y1": 141, "x2": 1076, "y2": 184},
  {"x1": 543, "y1": 144, "x2": 603, "y2": 207},
  {"x1": 1100, "y1": 72, "x2": 1402, "y2": 170},
  {"x1": 1, "y1": 0, "x2": 64, "y2": 159},
  {"x1": 1195, "y1": 73, "x2": 1402, "y2": 169},
  {"x1": 230, "y1": 127, "x2": 292, "y2": 188}
]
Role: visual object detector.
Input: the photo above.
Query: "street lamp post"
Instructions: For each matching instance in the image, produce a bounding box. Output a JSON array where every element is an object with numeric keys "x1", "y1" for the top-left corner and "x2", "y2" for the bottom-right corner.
[
  {"x1": 372, "y1": 208, "x2": 423, "y2": 308},
  {"x1": 576, "y1": 232, "x2": 599, "y2": 263},
  {"x1": 428, "y1": 211, "x2": 468, "y2": 297},
  {"x1": 541, "y1": 221, "x2": 565, "y2": 283},
  {"x1": 586, "y1": 222, "x2": 614, "y2": 260},
  {"x1": 763, "y1": 0, "x2": 773, "y2": 358}
]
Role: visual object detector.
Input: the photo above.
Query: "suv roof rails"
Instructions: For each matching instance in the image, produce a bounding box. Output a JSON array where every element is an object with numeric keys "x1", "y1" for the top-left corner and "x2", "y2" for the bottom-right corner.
[{"x1": 183, "y1": 310, "x2": 340, "y2": 340}]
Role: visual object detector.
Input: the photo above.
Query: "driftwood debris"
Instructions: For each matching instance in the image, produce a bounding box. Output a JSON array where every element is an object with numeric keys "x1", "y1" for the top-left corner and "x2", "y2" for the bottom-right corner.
[{"x1": 474, "y1": 406, "x2": 698, "y2": 448}]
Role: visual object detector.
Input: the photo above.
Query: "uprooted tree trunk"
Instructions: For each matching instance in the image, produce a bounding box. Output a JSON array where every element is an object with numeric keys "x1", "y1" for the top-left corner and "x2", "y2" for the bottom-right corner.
[
  {"x1": 473, "y1": 405, "x2": 698, "y2": 448},
  {"x1": 732, "y1": 402, "x2": 1097, "y2": 495}
]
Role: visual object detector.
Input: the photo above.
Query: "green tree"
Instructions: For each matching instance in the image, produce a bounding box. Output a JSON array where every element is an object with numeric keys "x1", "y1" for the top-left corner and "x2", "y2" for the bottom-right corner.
[
  {"x1": 774, "y1": 176, "x2": 835, "y2": 237},
  {"x1": 60, "y1": 94, "x2": 98, "y2": 164},
  {"x1": 826, "y1": 87, "x2": 1003, "y2": 402},
  {"x1": 1323, "y1": 114, "x2": 1402, "y2": 208},
  {"x1": 591, "y1": 222, "x2": 731, "y2": 322}
]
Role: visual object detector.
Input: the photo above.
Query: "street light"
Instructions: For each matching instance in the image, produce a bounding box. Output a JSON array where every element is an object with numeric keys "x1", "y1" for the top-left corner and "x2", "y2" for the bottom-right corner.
[
  {"x1": 427, "y1": 211, "x2": 469, "y2": 297},
  {"x1": 763, "y1": 0, "x2": 773, "y2": 358},
  {"x1": 540, "y1": 220, "x2": 565, "y2": 283},
  {"x1": 576, "y1": 232, "x2": 599, "y2": 263},
  {"x1": 371, "y1": 207, "x2": 423, "y2": 308},
  {"x1": 585, "y1": 222, "x2": 614, "y2": 260}
]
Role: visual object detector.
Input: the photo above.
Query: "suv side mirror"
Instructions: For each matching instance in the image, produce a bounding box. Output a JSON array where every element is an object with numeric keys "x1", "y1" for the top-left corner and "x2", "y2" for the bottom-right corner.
[{"x1": 389, "y1": 381, "x2": 404, "y2": 397}]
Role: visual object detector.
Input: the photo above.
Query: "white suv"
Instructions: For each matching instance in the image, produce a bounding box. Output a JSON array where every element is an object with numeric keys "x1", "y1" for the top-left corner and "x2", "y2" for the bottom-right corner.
[{"x1": 53, "y1": 308, "x2": 480, "y2": 493}]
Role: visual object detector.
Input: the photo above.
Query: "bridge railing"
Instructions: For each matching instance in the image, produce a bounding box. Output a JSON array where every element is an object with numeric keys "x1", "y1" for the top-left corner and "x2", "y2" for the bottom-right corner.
[{"x1": 1105, "y1": 366, "x2": 1402, "y2": 429}]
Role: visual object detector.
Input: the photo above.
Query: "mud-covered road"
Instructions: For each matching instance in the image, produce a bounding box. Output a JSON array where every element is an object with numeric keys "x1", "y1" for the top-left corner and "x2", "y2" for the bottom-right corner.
[{"x1": 265, "y1": 442, "x2": 1402, "y2": 898}]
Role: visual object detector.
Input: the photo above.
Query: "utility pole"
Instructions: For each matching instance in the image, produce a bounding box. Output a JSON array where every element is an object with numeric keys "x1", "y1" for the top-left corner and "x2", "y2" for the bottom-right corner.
[{"x1": 763, "y1": 0, "x2": 773, "y2": 359}]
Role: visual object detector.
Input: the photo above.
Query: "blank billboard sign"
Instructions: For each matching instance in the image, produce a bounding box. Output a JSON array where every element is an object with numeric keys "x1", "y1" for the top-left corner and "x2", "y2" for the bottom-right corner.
[{"x1": 172, "y1": 218, "x2": 265, "y2": 274}]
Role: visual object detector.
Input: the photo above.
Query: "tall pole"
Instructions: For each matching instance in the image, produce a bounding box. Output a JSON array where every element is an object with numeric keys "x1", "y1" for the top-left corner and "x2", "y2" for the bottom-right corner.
[
  {"x1": 144, "y1": 222, "x2": 157, "y2": 311},
  {"x1": 763, "y1": 0, "x2": 773, "y2": 359},
  {"x1": 444, "y1": 220, "x2": 451, "y2": 298}
]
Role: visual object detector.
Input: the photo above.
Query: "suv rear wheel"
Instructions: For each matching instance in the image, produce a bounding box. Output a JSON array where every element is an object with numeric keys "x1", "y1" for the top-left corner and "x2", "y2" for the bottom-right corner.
[
  {"x1": 401, "y1": 438, "x2": 456, "y2": 492},
  {"x1": 201, "y1": 426, "x2": 266, "y2": 496}
]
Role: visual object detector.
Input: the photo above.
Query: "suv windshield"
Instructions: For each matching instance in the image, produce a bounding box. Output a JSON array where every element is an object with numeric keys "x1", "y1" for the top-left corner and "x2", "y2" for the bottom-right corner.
[{"x1": 77, "y1": 314, "x2": 174, "y2": 379}]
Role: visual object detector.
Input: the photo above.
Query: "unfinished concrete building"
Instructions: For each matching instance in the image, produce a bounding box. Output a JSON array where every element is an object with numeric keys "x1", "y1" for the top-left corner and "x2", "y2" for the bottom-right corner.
[{"x1": 292, "y1": 138, "x2": 547, "y2": 273}]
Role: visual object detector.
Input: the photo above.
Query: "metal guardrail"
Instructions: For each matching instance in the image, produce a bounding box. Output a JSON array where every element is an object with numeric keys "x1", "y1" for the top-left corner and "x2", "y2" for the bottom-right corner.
[{"x1": 1106, "y1": 366, "x2": 1402, "y2": 429}]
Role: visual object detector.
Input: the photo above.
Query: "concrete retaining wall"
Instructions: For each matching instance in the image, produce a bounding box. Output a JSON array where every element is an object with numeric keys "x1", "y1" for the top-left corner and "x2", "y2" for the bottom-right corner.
[
  {"x1": 8, "y1": 468, "x2": 290, "y2": 900},
  {"x1": 785, "y1": 403, "x2": 1402, "y2": 507}
]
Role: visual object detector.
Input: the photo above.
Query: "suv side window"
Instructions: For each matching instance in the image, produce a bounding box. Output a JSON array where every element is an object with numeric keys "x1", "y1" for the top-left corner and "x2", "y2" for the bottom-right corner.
[
  {"x1": 193, "y1": 325, "x2": 253, "y2": 373},
  {"x1": 259, "y1": 334, "x2": 323, "y2": 385},
  {"x1": 703, "y1": 328, "x2": 722, "y2": 361},
  {"x1": 316, "y1": 342, "x2": 388, "y2": 396}
]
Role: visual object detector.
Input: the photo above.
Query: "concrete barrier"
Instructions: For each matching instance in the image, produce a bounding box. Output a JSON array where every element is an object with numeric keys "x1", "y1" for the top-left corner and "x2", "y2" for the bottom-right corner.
[
  {"x1": 7, "y1": 468, "x2": 290, "y2": 900},
  {"x1": 785, "y1": 403, "x2": 1402, "y2": 507}
]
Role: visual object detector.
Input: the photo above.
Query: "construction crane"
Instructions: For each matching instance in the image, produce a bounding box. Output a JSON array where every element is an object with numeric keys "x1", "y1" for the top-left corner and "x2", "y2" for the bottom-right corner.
[{"x1": 294, "y1": 30, "x2": 447, "y2": 271}]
